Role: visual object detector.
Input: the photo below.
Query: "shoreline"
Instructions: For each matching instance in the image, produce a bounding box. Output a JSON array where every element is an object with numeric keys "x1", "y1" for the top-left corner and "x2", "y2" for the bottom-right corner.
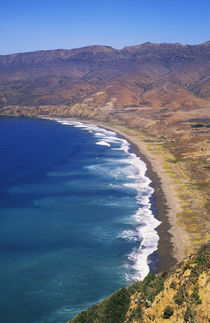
[
  {"x1": 6, "y1": 113, "x2": 185, "y2": 273},
  {"x1": 105, "y1": 127, "x2": 179, "y2": 272},
  {"x1": 51, "y1": 117, "x2": 185, "y2": 272}
]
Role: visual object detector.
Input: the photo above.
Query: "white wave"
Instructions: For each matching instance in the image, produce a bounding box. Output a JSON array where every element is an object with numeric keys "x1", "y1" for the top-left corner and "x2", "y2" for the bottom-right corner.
[
  {"x1": 52, "y1": 117, "x2": 161, "y2": 281},
  {"x1": 112, "y1": 147, "x2": 123, "y2": 151},
  {"x1": 119, "y1": 230, "x2": 141, "y2": 242},
  {"x1": 116, "y1": 148, "x2": 160, "y2": 280},
  {"x1": 96, "y1": 141, "x2": 110, "y2": 147},
  {"x1": 85, "y1": 163, "x2": 139, "y2": 181},
  {"x1": 94, "y1": 132, "x2": 104, "y2": 137},
  {"x1": 108, "y1": 183, "x2": 123, "y2": 188}
]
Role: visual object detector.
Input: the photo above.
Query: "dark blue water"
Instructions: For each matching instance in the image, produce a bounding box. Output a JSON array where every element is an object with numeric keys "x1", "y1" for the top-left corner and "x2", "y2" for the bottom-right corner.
[{"x1": 0, "y1": 117, "x2": 159, "y2": 322}]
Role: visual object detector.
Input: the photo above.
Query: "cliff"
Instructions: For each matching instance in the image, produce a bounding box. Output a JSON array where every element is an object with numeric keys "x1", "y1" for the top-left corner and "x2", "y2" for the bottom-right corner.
[{"x1": 68, "y1": 244, "x2": 209, "y2": 322}]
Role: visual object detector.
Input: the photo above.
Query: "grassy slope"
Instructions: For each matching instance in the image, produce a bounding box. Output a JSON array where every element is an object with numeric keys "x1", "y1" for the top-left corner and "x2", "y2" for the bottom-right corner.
[{"x1": 68, "y1": 243, "x2": 209, "y2": 323}]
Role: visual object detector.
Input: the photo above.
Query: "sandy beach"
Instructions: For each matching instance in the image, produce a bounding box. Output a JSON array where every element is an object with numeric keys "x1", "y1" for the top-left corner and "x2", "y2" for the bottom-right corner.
[
  {"x1": 102, "y1": 124, "x2": 187, "y2": 270},
  {"x1": 58, "y1": 117, "x2": 189, "y2": 272}
]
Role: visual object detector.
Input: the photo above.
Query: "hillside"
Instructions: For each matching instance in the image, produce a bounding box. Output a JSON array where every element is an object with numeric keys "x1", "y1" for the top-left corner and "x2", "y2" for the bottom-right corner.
[
  {"x1": 0, "y1": 41, "x2": 209, "y2": 275},
  {"x1": 68, "y1": 244, "x2": 209, "y2": 323},
  {"x1": 0, "y1": 42, "x2": 209, "y2": 322},
  {"x1": 0, "y1": 42, "x2": 210, "y2": 108}
]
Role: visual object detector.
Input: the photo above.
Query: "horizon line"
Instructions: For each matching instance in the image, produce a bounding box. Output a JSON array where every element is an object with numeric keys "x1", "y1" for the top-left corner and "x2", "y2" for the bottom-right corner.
[{"x1": 1, "y1": 40, "x2": 209, "y2": 57}]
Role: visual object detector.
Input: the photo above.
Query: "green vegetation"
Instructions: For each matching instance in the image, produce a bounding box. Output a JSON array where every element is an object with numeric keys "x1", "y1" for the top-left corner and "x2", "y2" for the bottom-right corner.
[
  {"x1": 169, "y1": 281, "x2": 176, "y2": 289},
  {"x1": 69, "y1": 244, "x2": 210, "y2": 323},
  {"x1": 102, "y1": 288, "x2": 130, "y2": 322},
  {"x1": 184, "y1": 306, "x2": 195, "y2": 322},
  {"x1": 71, "y1": 287, "x2": 131, "y2": 323},
  {"x1": 191, "y1": 123, "x2": 210, "y2": 128},
  {"x1": 191, "y1": 286, "x2": 202, "y2": 305},
  {"x1": 173, "y1": 243, "x2": 209, "y2": 310},
  {"x1": 194, "y1": 243, "x2": 209, "y2": 269},
  {"x1": 174, "y1": 285, "x2": 185, "y2": 305},
  {"x1": 191, "y1": 123, "x2": 205, "y2": 128},
  {"x1": 132, "y1": 271, "x2": 166, "y2": 304},
  {"x1": 163, "y1": 306, "x2": 174, "y2": 319},
  {"x1": 69, "y1": 271, "x2": 168, "y2": 323}
]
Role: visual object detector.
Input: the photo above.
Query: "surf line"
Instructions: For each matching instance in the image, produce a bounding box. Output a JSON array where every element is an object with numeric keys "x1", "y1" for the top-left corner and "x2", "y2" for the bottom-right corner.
[{"x1": 52, "y1": 118, "x2": 161, "y2": 281}]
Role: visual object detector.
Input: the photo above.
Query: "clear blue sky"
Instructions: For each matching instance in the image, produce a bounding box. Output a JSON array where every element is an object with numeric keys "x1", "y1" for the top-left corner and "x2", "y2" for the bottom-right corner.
[{"x1": 1, "y1": 0, "x2": 210, "y2": 54}]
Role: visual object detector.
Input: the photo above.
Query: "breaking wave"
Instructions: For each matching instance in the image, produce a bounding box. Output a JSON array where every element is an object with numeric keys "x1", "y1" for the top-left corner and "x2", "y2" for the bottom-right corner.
[{"x1": 54, "y1": 118, "x2": 160, "y2": 281}]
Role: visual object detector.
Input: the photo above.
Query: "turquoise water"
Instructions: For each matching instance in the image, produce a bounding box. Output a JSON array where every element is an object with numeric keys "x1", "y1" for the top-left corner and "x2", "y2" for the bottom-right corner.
[{"x1": 0, "y1": 117, "x2": 159, "y2": 322}]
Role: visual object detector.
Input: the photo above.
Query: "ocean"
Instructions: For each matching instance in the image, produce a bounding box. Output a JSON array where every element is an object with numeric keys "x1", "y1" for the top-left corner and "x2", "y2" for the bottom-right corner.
[{"x1": 0, "y1": 116, "x2": 160, "y2": 322}]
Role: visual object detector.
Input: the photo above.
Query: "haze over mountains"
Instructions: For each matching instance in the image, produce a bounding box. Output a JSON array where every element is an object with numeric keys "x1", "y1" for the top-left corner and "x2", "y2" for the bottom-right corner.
[{"x1": 0, "y1": 41, "x2": 209, "y2": 108}]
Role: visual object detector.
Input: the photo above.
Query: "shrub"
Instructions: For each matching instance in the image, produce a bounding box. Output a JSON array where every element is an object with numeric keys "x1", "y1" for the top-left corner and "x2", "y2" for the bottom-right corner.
[
  {"x1": 170, "y1": 281, "x2": 176, "y2": 289},
  {"x1": 163, "y1": 306, "x2": 174, "y2": 319},
  {"x1": 191, "y1": 123, "x2": 204, "y2": 128},
  {"x1": 191, "y1": 286, "x2": 202, "y2": 305},
  {"x1": 103, "y1": 287, "x2": 131, "y2": 322},
  {"x1": 161, "y1": 271, "x2": 168, "y2": 278},
  {"x1": 174, "y1": 286, "x2": 185, "y2": 305},
  {"x1": 184, "y1": 306, "x2": 194, "y2": 322},
  {"x1": 174, "y1": 296, "x2": 184, "y2": 305},
  {"x1": 195, "y1": 243, "x2": 209, "y2": 270},
  {"x1": 155, "y1": 282, "x2": 164, "y2": 294}
]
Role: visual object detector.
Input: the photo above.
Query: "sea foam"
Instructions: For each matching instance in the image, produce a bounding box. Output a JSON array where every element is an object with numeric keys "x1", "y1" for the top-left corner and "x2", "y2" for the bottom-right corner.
[
  {"x1": 96, "y1": 141, "x2": 110, "y2": 147},
  {"x1": 54, "y1": 118, "x2": 160, "y2": 281}
]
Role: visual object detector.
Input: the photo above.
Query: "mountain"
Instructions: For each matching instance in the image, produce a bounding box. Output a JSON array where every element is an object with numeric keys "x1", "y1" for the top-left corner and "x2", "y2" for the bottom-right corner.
[
  {"x1": 68, "y1": 243, "x2": 209, "y2": 323},
  {"x1": 0, "y1": 42, "x2": 210, "y2": 108},
  {"x1": 0, "y1": 43, "x2": 209, "y2": 323}
]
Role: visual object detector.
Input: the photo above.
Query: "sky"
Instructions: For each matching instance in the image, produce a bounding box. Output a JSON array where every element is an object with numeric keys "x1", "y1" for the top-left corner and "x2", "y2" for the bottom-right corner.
[{"x1": 0, "y1": 0, "x2": 210, "y2": 55}]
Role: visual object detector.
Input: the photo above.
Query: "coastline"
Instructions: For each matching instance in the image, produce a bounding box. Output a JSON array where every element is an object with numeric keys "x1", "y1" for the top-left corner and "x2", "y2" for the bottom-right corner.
[
  {"x1": 1, "y1": 113, "x2": 185, "y2": 273},
  {"x1": 50, "y1": 117, "x2": 186, "y2": 272},
  {"x1": 109, "y1": 127, "x2": 179, "y2": 272}
]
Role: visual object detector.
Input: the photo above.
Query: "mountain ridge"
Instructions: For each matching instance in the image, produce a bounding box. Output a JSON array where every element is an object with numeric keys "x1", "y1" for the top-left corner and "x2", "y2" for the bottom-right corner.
[
  {"x1": 1, "y1": 41, "x2": 209, "y2": 57},
  {"x1": 0, "y1": 41, "x2": 209, "y2": 108}
]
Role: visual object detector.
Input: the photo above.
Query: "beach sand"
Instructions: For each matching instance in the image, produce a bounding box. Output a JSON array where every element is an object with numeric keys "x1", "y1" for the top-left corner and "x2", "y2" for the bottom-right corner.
[
  {"x1": 104, "y1": 125, "x2": 185, "y2": 272},
  {"x1": 43, "y1": 115, "x2": 189, "y2": 272},
  {"x1": 58, "y1": 117, "x2": 189, "y2": 273}
]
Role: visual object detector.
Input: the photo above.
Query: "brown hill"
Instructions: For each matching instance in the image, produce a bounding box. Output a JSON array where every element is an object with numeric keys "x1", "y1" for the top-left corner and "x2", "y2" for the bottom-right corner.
[{"x1": 0, "y1": 42, "x2": 209, "y2": 108}]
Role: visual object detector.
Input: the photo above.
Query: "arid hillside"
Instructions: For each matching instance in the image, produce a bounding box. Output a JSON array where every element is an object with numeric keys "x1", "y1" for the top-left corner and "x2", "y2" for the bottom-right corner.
[
  {"x1": 0, "y1": 42, "x2": 210, "y2": 108},
  {"x1": 68, "y1": 244, "x2": 210, "y2": 323}
]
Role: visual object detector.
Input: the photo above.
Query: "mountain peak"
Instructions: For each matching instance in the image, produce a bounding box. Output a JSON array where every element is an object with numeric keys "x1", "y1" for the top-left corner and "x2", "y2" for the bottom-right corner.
[{"x1": 72, "y1": 45, "x2": 116, "y2": 53}]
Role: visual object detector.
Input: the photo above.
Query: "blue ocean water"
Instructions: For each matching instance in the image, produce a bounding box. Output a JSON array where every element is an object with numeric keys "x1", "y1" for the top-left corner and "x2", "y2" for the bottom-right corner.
[{"x1": 0, "y1": 117, "x2": 160, "y2": 323}]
